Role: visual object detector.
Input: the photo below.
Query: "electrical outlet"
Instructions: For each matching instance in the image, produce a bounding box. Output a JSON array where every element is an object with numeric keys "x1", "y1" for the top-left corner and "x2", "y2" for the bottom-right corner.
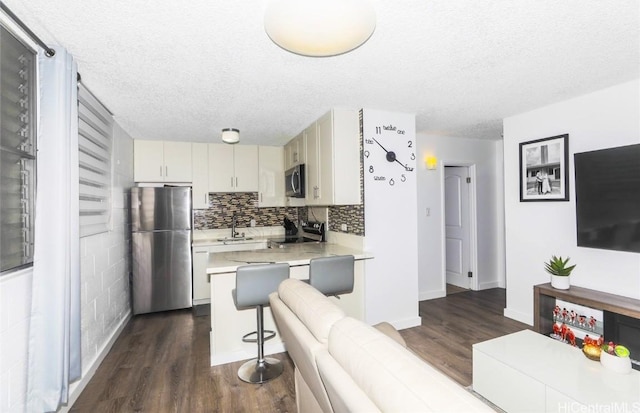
[
  {"x1": 341, "y1": 224, "x2": 347, "y2": 231},
  {"x1": 250, "y1": 219, "x2": 256, "y2": 227},
  {"x1": 426, "y1": 208, "x2": 430, "y2": 217}
]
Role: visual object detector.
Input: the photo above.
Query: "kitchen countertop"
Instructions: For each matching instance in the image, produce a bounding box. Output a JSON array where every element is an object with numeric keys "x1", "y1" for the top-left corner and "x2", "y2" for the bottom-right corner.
[
  {"x1": 206, "y1": 242, "x2": 373, "y2": 275},
  {"x1": 192, "y1": 226, "x2": 283, "y2": 247}
]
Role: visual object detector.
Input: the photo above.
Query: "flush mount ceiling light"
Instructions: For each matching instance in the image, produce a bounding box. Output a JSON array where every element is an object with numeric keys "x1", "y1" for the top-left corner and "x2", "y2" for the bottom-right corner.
[
  {"x1": 221, "y1": 128, "x2": 240, "y2": 144},
  {"x1": 264, "y1": 0, "x2": 376, "y2": 57}
]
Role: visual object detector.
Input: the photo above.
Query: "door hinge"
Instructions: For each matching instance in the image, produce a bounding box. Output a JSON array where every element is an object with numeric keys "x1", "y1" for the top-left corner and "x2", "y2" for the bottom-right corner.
[
  {"x1": 466, "y1": 177, "x2": 471, "y2": 183},
  {"x1": 468, "y1": 271, "x2": 473, "y2": 278}
]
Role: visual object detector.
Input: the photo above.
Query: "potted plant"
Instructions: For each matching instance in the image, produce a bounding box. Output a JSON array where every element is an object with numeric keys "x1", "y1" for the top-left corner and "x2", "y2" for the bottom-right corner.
[{"x1": 544, "y1": 255, "x2": 576, "y2": 290}]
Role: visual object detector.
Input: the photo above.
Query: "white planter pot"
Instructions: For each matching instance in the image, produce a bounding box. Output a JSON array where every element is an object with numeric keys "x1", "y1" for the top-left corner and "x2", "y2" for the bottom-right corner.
[{"x1": 551, "y1": 275, "x2": 570, "y2": 290}]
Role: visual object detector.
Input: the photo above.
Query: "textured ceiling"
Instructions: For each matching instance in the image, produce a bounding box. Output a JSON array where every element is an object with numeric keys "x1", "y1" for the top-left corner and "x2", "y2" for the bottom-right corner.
[{"x1": 3, "y1": 0, "x2": 639, "y2": 145}]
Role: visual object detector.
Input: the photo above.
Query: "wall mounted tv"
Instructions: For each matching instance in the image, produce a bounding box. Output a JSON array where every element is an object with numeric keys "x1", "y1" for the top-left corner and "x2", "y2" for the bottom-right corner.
[{"x1": 574, "y1": 143, "x2": 640, "y2": 253}]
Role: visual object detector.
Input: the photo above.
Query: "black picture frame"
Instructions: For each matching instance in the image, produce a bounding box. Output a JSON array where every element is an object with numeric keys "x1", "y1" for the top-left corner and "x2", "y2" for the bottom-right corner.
[{"x1": 519, "y1": 134, "x2": 569, "y2": 202}]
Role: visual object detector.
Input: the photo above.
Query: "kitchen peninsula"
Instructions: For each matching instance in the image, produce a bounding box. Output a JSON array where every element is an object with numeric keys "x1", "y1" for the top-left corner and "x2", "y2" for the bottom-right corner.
[{"x1": 206, "y1": 242, "x2": 372, "y2": 366}]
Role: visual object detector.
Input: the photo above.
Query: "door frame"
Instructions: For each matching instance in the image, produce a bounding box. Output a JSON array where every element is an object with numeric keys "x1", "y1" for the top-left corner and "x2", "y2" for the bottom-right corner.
[{"x1": 439, "y1": 161, "x2": 479, "y2": 291}]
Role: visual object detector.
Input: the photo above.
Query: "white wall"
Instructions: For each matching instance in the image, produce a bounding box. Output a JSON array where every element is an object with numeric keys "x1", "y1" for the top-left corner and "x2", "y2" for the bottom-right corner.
[
  {"x1": 503, "y1": 79, "x2": 640, "y2": 325},
  {"x1": 416, "y1": 134, "x2": 504, "y2": 300},
  {"x1": 362, "y1": 109, "x2": 420, "y2": 329},
  {"x1": 0, "y1": 123, "x2": 133, "y2": 412}
]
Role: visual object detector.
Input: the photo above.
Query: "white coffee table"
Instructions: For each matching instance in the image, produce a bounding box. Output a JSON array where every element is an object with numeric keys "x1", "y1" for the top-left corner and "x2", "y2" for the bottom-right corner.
[{"x1": 473, "y1": 330, "x2": 640, "y2": 413}]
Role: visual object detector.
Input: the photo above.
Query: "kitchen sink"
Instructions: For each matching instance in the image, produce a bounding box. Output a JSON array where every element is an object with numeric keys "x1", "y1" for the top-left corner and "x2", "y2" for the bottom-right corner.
[{"x1": 216, "y1": 237, "x2": 254, "y2": 242}]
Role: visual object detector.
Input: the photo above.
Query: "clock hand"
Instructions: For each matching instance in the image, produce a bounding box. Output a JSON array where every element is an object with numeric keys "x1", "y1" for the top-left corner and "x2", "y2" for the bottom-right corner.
[
  {"x1": 394, "y1": 158, "x2": 414, "y2": 171},
  {"x1": 372, "y1": 137, "x2": 390, "y2": 153},
  {"x1": 372, "y1": 138, "x2": 398, "y2": 162}
]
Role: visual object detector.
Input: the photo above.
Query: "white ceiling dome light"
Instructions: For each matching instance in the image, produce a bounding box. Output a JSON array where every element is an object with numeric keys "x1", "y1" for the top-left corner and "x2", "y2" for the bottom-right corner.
[
  {"x1": 221, "y1": 128, "x2": 240, "y2": 144},
  {"x1": 264, "y1": 0, "x2": 376, "y2": 57}
]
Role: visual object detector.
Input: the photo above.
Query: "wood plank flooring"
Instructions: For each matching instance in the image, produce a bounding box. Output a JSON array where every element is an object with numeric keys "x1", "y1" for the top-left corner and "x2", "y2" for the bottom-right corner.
[
  {"x1": 401, "y1": 288, "x2": 530, "y2": 386},
  {"x1": 70, "y1": 289, "x2": 528, "y2": 412}
]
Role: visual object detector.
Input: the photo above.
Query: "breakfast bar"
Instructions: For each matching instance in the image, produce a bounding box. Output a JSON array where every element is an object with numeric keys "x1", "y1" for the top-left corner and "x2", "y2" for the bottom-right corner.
[{"x1": 206, "y1": 243, "x2": 372, "y2": 366}]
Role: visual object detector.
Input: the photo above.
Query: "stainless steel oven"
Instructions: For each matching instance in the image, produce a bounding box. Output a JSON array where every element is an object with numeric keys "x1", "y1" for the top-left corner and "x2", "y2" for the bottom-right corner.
[{"x1": 285, "y1": 164, "x2": 305, "y2": 198}]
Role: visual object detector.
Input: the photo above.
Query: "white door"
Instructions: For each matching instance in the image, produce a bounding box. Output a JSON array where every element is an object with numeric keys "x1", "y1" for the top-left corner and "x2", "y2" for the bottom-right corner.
[{"x1": 445, "y1": 166, "x2": 471, "y2": 289}]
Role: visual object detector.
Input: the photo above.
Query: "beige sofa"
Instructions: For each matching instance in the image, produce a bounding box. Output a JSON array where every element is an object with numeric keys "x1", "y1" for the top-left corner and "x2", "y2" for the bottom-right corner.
[{"x1": 270, "y1": 278, "x2": 494, "y2": 413}]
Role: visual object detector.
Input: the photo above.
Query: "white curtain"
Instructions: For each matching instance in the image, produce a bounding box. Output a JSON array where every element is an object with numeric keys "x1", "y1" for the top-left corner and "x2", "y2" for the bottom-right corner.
[{"x1": 27, "y1": 47, "x2": 81, "y2": 412}]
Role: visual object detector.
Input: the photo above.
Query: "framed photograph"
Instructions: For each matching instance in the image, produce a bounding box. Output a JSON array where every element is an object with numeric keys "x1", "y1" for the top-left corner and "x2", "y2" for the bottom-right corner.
[{"x1": 519, "y1": 134, "x2": 569, "y2": 202}]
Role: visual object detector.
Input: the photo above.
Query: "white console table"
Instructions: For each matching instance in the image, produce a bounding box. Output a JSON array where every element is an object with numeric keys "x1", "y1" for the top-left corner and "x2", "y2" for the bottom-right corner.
[{"x1": 473, "y1": 330, "x2": 640, "y2": 413}]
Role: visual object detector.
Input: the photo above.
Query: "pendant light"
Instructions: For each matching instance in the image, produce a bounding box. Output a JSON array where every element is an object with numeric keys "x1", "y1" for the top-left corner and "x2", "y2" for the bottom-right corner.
[
  {"x1": 221, "y1": 128, "x2": 240, "y2": 144},
  {"x1": 264, "y1": 0, "x2": 376, "y2": 57}
]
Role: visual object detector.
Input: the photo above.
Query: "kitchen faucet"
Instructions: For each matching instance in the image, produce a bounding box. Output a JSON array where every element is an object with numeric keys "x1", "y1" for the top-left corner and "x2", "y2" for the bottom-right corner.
[{"x1": 232, "y1": 215, "x2": 239, "y2": 238}]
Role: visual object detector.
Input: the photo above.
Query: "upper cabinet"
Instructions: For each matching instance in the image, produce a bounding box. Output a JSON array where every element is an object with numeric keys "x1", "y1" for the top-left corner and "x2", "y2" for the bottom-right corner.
[
  {"x1": 134, "y1": 140, "x2": 192, "y2": 182},
  {"x1": 208, "y1": 144, "x2": 259, "y2": 192},
  {"x1": 191, "y1": 142, "x2": 209, "y2": 209},
  {"x1": 258, "y1": 146, "x2": 285, "y2": 207},
  {"x1": 305, "y1": 109, "x2": 361, "y2": 206},
  {"x1": 284, "y1": 131, "x2": 306, "y2": 170}
]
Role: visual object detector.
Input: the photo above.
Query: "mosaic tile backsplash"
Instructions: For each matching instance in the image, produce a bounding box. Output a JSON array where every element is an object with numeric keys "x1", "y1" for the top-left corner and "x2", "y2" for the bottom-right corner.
[{"x1": 193, "y1": 193, "x2": 299, "y2": 230}]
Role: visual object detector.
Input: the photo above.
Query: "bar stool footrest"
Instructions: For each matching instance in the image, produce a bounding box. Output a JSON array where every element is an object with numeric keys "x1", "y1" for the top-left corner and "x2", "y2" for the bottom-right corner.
[{"x1": 242, "y1": 329, "x2": 276, "y2": 343}]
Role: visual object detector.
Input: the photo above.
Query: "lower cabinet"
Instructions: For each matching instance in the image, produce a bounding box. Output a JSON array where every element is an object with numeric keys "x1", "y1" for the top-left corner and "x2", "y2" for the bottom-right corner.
[{"x1": 192, "y1": 241, "x2": 267, "y2": 306}]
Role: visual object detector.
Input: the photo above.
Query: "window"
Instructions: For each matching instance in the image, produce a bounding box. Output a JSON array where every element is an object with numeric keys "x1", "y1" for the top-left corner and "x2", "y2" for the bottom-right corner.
[
  {"x1": 0, "y1": 25, "x2": 37, "y2": 274},
  {"x1": 78, "y1": 84, "x2": 113, "y2": 237}
]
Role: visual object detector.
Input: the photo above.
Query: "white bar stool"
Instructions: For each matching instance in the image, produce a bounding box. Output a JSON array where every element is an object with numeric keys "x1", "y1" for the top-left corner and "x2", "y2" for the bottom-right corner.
[{"x1": 233, "y1": 262, "x2": 290, "y2": 383}]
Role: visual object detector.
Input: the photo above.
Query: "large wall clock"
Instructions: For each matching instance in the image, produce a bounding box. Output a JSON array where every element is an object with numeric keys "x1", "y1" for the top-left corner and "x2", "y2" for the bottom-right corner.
[{"x1": 363, "y1": 113, "x2": 416, "y2": 187}]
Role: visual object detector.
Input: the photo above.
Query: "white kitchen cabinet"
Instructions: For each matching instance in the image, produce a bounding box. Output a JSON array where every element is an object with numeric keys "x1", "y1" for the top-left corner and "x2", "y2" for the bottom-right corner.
[
  {"x1": 258, "y1": 146, "x2": 285, "y2": 207},
  {"x1": 305, "y1": 122, "x2": 321, "y2": 204},
  {"x1": 134, "y1": 140, "x2": 192, "y2": 182},
  {"x1": 306, "y1": 109, "x2": 361, "y2": 205},
  {"x1": 208, "y1": 144, "x2": 259, "y2": 192},
  {"x1": 284, "y1": 131, "x2": 306, "y2": 170},
  {"x1": 191, "y1": 142, "x2": 209, "y2": 209},
  {"x1": 192, "y1": 246, "x2": 210, "y2": 304}
]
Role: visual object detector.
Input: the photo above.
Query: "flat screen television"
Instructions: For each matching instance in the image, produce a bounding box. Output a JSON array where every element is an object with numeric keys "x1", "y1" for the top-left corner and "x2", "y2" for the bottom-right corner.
[{"x1": 574, "y1": 143, "x2": 640, "y2": 253}]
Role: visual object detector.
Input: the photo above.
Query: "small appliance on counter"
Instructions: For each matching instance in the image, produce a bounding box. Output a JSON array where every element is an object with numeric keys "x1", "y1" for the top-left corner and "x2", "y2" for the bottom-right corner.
[
  {"x1": 283, "y1": 216, "x2": 298, "y2": 236},
  {"x1": 269, "y1": 220, "x2": 326, "y2": 248}
]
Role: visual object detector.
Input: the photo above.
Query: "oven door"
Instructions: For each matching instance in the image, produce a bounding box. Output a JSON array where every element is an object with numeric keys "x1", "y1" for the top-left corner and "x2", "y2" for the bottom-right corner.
[{"x1": 285, "y1": 164, "x2": 305, "y2": 198}]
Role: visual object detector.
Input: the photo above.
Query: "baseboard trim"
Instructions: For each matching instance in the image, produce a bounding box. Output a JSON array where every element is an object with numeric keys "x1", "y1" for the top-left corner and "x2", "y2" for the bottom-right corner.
[
  {"x1": 60, "y1": 310, "x2": 132, "y2": 413},
  {"x1": 503, "y1": 307, "x2": 533, "y2": 326},
  {"x1": 391, "y1": 316, "x2": 422, "y2": 331},
  {"x1": 478, "y1": 281, "x2": 501, "y2": 290},
  {"x1": 419, "y1": 289, "x2": 446, "y2": 301}
]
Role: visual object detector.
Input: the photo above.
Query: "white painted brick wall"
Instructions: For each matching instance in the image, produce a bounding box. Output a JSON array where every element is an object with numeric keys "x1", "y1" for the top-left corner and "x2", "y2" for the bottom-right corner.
[
  {"x1": 79, "y1": 123, "x2": 133, "y2": 374},
  {"x1": 0, "y1": 123, "x2": 133, "y2": 412}
]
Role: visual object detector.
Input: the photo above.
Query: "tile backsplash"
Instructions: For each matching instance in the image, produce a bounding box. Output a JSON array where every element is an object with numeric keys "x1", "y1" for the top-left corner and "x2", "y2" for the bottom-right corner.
[{"x1": 193, "y1": 192, "x2": 299, "y2": 230}]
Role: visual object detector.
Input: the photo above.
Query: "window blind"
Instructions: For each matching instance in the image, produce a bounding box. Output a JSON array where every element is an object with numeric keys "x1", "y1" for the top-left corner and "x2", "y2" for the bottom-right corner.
[
  {"x1": 78, "y1": 84, "x2": 113, "y2": 237},
  {"x1": 0, "y1": 25, "x2": 37, "y2": 273}
]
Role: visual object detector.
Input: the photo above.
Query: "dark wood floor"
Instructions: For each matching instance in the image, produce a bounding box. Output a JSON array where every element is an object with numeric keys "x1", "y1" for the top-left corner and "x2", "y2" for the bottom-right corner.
[
  {"x1": 70, "y1": 288, "x2": 529, "y2": 412},
  {"x1": 402, "y1": 288, "x2": 530, "y2": 387}
]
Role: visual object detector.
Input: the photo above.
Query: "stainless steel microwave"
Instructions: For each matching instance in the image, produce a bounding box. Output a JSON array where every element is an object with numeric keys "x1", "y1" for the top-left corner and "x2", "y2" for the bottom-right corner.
[{"x1": 285, "y1": 164, "x2": 305, "y2": 198}]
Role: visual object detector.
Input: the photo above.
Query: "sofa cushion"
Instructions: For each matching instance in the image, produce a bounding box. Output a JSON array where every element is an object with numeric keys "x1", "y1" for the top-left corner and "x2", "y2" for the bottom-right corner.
[
  {"x1": 277, "y1": 278, "x2": 345, "y2": 343},
  {"x1": 321, "y1": 317, "x2": 494, "y2": 412}
]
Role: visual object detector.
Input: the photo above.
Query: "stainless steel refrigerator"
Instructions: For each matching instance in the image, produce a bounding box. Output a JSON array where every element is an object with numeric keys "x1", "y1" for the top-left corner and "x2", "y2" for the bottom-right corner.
[{"x1": 131, "y1": 186, "x2": 192, "y2": 315}]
